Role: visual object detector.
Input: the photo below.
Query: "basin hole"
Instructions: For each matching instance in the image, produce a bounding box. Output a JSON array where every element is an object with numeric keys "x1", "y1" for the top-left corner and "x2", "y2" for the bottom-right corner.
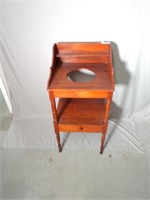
[{"x1": 67, "y1": 69, "x2": 96, "y2": 82}]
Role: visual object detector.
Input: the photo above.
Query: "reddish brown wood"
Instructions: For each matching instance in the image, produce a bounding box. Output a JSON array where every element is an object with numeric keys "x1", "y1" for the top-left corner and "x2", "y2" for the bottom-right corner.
[
  {"x1": 47, "y1": 44, "x2": 58, "y2": 89},
  {"x1": 49, "y1": 92, "x2": 62, "y2": 152},
  {"x1": 100, "y1": 121, "x2": 108, "y2": 154},
  {"x1": 56, "y1": 42, "x2": 110, "y2": 55},
  {"x1": 57, "y1": 98, "x2": 105, "y2": 133},
  {"x1": 47, "y1": 42, "x2": 115, "y2": 154},
  {"x1": 57, "y1": 98, "x2": 105, "y2": 125},
  {"x1": 49, "y1": 63, "x2": 113, "y2": 92}
]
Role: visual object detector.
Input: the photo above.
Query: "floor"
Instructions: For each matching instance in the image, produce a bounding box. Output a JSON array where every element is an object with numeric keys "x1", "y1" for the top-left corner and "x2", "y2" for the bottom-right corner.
[{"x1": 0, "y1": 90, "x2": 150, "y2": 200}]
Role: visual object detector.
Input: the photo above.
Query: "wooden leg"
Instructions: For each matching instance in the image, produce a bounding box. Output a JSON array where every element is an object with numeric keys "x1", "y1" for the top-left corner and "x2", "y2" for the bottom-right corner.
[
  {"x1": 100, "y1": 121, "x2": 108, "y2": 154},
  {"x1": 49, "y1": 92, "x2": 62, "y2": 153},
  {"x1": 100, "y1": 97, "x2": 112, "y2": 154},
  {"x1": 56, "y1": 131, "x2": 62, "y2": 152},
  {"x1": 53, "y1": 120, "x2": 62, "y2": 152},
  {"x1": 100, "y1": 133, "x2": 106, "y2": 154}
]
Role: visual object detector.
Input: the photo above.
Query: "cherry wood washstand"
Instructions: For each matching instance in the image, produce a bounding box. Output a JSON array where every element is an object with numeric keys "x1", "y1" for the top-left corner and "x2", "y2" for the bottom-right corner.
[{"x1": 47, "y1": 42, "x2": 115, "y2": 154}]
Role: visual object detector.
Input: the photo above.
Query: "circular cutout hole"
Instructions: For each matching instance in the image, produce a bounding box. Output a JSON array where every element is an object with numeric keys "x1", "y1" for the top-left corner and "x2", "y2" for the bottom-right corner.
[{"x1": 67, "y1": 69, "x2": 96, "y2": 82}]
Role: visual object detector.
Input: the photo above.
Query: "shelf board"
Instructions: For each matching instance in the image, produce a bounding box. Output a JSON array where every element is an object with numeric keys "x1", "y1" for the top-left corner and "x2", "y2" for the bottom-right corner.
[
  {"x1": 56, "y1": 52, "x2": 109, "y2": 57},
  {"x1": 57, "y1": 98, "x2": 106, "y2": 126}
]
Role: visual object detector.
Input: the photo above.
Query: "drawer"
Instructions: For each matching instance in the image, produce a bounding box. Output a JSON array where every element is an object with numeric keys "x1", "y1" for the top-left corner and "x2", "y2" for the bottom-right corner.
[{"x1": 58, "y1": 124, "x2": 103, "y2": 133}]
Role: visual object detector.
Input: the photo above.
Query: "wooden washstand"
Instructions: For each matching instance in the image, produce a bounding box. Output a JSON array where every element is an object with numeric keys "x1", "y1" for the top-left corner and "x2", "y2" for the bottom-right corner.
[{"x1": 47, "y1": 42, "x2": 115, "y2": 154}]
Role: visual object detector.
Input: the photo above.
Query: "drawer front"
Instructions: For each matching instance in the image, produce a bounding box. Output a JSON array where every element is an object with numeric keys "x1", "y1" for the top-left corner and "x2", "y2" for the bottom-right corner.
[{"x1": 58, "y1": 124, "x2": 103, "y2": 133}]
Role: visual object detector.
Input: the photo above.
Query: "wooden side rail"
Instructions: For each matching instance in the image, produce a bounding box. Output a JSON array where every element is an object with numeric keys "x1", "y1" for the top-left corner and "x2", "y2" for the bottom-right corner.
[{"x1": 47, "y1": 44, "x2": 58, "y2": 89}]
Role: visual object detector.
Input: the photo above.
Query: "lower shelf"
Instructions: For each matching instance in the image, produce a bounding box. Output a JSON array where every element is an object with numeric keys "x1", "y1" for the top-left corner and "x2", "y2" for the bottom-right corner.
[{"x1": 57, "y1": 98, "x2": 106, "y2": 132}]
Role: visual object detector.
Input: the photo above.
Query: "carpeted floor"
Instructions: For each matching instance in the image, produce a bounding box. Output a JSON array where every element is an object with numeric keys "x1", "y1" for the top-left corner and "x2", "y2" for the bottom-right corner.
[{"x1": 0, "y1": 149, "x2": 150, "y2": 200}]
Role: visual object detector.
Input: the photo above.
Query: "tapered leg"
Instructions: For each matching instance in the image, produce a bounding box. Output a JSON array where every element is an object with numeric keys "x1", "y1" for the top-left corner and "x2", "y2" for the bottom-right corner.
[
  {"x1": 100, "y1": 133, "x2": 106, "y2": 154},
  {"x1": 100, "y1": 121, "x2": 108, "y2": 154},
  {"x1": 100, "y1": 97, "x2": 112, "y2": 154},
  {"x1": 53, "y1": 121, "x2": 62, "y2": 152},
  {"x1": 49, "y1": 92, "x2": 62, "y2": 153},
  {"x1": 56, "y1": 131, "x2": 62, "y2": 152}
]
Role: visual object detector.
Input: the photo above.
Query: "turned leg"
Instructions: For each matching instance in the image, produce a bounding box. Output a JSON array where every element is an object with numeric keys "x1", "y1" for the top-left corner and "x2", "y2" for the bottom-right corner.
[
  {"x1": 49, "y1": 92, "x2": 62, "y2": 152},
  {"x1": 56, "y1": 131, "x2": 62, "y2": 152},
  {"x1": 100, "y1": 121, "x2": 107, "y2": 154},
  {"x1": 100, "y1": 132, "x2": 106, "y2": 154},
  {"x1": 100, "y1": 97, "x2": 111, "y2": 154},
  {"x1": 100, "y1": 121, "x2": 108, "y2": 154},
  {"x1": 99, "y1": 97, "x2": 112, "y2": 154}
]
